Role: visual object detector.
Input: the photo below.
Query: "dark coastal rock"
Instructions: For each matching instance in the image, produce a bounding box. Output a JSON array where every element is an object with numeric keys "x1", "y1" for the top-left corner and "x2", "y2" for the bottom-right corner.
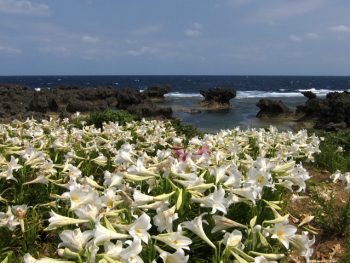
[
  {"x1": 0, "y1": 84, "x2": 173, "y2": 121},
  {"x1": 199, "y1": 88, "x2": 236, "y2": 109},
  {"x1": 302, "y1": 91, "x2": 317, "y2": 100},
  {"x1": 297, "y1": 91, "x2": 350, "y2": 129},
  {"x1": 28, "y1": 93, "x2": 49, "y2": 113},
  {"x1": 256, "y1": 99, "x2": 292, "y2": 118},
  {"x1": 316, "y1": 121, "x2": 347, "y2": 131},
  {"x1": 127, "y1": 104, "x2": 173, "y2": 118},
  {"x1": 142, "y1": 85, "x2": 171, "y2": 99}
]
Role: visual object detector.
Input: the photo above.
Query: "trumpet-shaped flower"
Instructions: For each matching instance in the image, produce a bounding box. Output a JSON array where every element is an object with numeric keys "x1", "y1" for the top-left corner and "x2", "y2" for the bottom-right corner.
[
  {"x1": 153, "y1": 231, "x2": 192, "y2": 250},
  {"x1": 119, "y1": 238, "x2": 143, "y2": 263},
  {"x1": 23, "y1": 253, "x2": 75, "y2": 263},
  {"x1": 64, "y1": 186, "x2": 100, "y2": 211},
  {"x1": 254, "y1": 256, "x2": 278, "y2": 263},
  {"x1": 104, "y1": 240, "x2": 123, "y2": 259},
  {"x1": 182, "y1": 213, "x2": 215, "y2": 249},
  {"x1": 93, "y1": 221, "x2": 130, "y2": 245},
  {"x1": 191, "y1": 187, "x2": 227, "y2": 214},
  {"x1": 223, "y1": 229, "x2": 244, "y2": 249},
  {"x1": 1, "y1": 156, "x2": 22, "y2": 181},
  {"x1": 153, "y1": 205, "x2": 178, "y2": 233},
  {"x1": 59, "y1": 228, "x2": 93, "y2": 252},
  {"x1": 104, "y1": 171, "x2": 124, "y2": 188},
  {"x1": 290, "y1": 232, "x2": 315, "y2": 263},
  {"x1": 158, "y1": 248, "x2": 189, "y2": 263},
  {"x1": 211, "y1": 215, "x2": 247, "y2": 233},
  {"x1": 0, "y1": 206, "x2": 19, "y2": 231},
  {"x1": 129, "y1": 213, "x2": 152, "y2": 244},
  {"x1": 271, "y1": 223, "x2": 297, "y2": 249},
  {"x1": 45, "y1": 210, "x2": 90, "y2": 231}
]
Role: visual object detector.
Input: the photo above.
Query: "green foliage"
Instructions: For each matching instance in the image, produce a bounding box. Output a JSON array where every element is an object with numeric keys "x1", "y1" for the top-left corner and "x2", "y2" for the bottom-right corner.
[
  {"x1": 77, "y1": 110, "x2": 141, "y2": 129},
  {"x1": 170, "y1": 118, "x2": 203, "y2": 140},
  {"x1": 311, "y1": 129, "x2": 350, "y2": 172}
]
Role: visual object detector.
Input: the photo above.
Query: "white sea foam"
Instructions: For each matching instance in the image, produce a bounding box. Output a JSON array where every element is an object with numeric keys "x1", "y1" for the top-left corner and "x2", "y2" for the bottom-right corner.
[
  {"x1": 164, "y1": 89, "x2": 348, "y2": 99},
  {"x1": 165, "y1": 92, "x2": 203, "y2": 98}
]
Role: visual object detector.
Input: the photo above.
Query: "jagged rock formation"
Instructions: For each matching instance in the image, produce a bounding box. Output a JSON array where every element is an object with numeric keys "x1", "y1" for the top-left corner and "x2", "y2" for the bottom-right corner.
[
  {"x1": 297, "y1": 91, "x2": 350, "y2": 130},
  {"x1": 256, "y1": 99, "x2": 292, "y2": 118},
  {"x1": 199, "y1": 88, "x2": 236, "y2": 109},
  {"x1": 0, "y1": 84, "x2": 172, "y2": 121}
]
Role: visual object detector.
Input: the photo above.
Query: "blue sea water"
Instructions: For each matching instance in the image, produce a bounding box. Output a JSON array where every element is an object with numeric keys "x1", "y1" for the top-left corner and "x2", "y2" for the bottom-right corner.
[{"x1": 1, "y1": 75, "x2": 349, "y2": 132}]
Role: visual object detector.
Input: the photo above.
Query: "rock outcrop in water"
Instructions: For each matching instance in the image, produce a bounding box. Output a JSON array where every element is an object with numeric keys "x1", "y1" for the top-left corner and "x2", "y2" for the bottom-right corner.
[
  {"x1": 199, "y1": 88, "x2": 236, "y2": 109},
  {"x1": 0, "y1": 84, "x2": 172, "y2": 121},
  {"x1": 297, "y1": 91, "x2": 350, "y2": 130},
  {"x1": 142, "y1": 85, "x2": 171, "y2": 100},
  {"x1": 256, "y1": 99, "x2": 292, "y2": 118}
]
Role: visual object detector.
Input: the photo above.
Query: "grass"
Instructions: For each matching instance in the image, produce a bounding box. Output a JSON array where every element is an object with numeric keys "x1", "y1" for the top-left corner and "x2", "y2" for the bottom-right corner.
[
  {"x1": 302, "y1": 128, "x2": 350, "y2": 262},
  {"x1": 311, "y1": 129, "x2": 350, "y2": 173}
]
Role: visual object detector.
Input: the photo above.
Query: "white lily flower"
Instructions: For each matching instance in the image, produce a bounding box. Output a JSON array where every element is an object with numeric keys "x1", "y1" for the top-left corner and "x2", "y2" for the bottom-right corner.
[
  {"x1": 271, "y1": 223, "x2": 297, "y2": 249},
  {"x1": 65, "y1": 187, "x2": 100, "y2": 211},
  {"x1": 129, "y1": 213, "x2": 152, "y2": 244},
  {"x1": 92, "y1": 154, "x2": 107, "y2": 166},
  {"x1": 104, "y1": 171, "x2": 124, "y2": 188},
  {"x1": 66, "y1": 164, "x2": 82, "y2": 180},
  {"x1": 0, "y1": 206, "x2": 19, "y2": 231},
  {"x1": 93, "y1": 221, "x2": 130, "y2": 245},
  {"x1": 153, "y1": 205, "x2": 178, "y2": 233},
  {"x1": 45, "y1": 210, "x2": 90, "y2": 231},
  {"x1": 254, "y1": 256, "x2": 278, "y2": 263},
  {"x1": 158, "y1": 247, "x2": 189, "y2": 263},
  {"x1": 127, "y1": 159, "x2": 157, "y2": 177},
  {"x1": 104, "y1": 240, "x2": 123, "y2": 259},
  {"x1": 223, "y1": 229, "x2": 244, "y2": 249},
  {"x1": 191, "y1": 187, "x2": 227, "y2": 214},
  {"x1": 23, "y1": 253, "x2": 75, "y2": 263},
  {"x1": 153, "y1": 231, "x2": 192, "y2": 250},
  {"x1": 182, "y1": 213, "x2": 215, "y2": 249},
  {"x1": 59, "y1": 228, "x2": 93, "y2": 252},
  {"x1": 119, "y1": 238, "x2": 143, "y2": 263},
  {"x1": 0, "y1": 156, "x2": 22, "y2": 181},
  {"x1": 211, "y1": 215, "x2": 247, "y2": 233},
  {"x1": 290, "y1": 232, "x2": 315, "y2": 263},
  {"x1": 231, "y1": 187, "x2": 259, "y2": 204},
  {"x1": 132, "y1": 189, "x2": 154, "y2": 205}
]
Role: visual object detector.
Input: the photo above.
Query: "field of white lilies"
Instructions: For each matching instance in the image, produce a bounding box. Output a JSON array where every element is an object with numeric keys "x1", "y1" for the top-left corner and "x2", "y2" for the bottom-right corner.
[{"x1": 0, "y1": 117, "x2": 321, "y2": 263}]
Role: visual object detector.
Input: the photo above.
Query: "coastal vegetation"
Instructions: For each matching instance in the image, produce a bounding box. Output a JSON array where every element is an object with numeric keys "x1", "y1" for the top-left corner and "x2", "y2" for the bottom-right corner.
[{"x1": 0, "y1": 110, "x2": 348, "y2": 262}]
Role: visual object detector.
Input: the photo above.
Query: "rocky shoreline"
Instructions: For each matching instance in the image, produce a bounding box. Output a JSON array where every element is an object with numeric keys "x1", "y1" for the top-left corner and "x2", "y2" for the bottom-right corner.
[
  {"x1": 0, "y1": 84, "x2": 349, "y2": 130},
  {"x1": 0, "y1": 84, "x2": 173, "y2": 122}
]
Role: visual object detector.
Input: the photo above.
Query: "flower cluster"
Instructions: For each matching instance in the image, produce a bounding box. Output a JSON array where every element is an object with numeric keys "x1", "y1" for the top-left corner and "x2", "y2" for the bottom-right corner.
[{"x1": 0, "y1": 118, "x2": 320, "y2": 262}]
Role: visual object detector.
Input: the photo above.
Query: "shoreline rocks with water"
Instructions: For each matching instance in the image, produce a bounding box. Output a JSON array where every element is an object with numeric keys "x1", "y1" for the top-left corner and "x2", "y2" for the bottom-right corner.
[
  {"x1": 0, "y1": 84, "x2": 172, "y2": 121},
  {"x1": 256, "y1": 99, "x2": 292, "y2": 118},
  {"x1": 297, "y1": 91, "x2": 350, "y2": 130},
  {"x1": 199, "y1": 88, "x2": 236, "y2": 109},
  {"x1": 142, "y1": 85, "x2": 171, "y2": 100}
]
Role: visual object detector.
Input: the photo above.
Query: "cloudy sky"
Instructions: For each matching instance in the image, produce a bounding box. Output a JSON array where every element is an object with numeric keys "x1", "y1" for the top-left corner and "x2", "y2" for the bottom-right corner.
[{"x1": 0, "y1": 0, "x2": 350, "y2": 75}]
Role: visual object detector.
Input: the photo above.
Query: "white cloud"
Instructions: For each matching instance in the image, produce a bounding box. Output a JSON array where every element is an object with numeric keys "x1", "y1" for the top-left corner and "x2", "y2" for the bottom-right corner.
[
  {"x1": 329, "y1": 25, "x2": 350, "y2": 33},
  {"x1": 81, "y1": 35, "x2": 100, "y2": 44},
  {"x1": 38, "y1": 46, "x2": 70, "y2": 56},
  {"x1": 306, "y1": 32, "x2": 320, "y2": 39},
  {"x1": 184, "y1": 23, "x2": 202, "y2": 38},
  {"x1": 127, "y1": 46, "x2": 159, "y2": 56},
  {"x1": 256, "y1": 0, "x2": 325, "y2": 22},
  {"x1": 289, "y1": 34, "x2": 303, "y2": 42},
  {"x1": 0, "y1": 44, "x2": 21, "y2": 54},
  {"x1": 0, "y1": 0, "x2": 51, "y2": 16},
  {"x1": 132, "y1": 25, "x2": 162, "y2": 36}
]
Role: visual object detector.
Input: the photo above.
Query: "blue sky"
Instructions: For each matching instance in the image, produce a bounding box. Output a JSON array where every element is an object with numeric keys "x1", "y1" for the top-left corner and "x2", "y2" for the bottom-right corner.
[{"x1": 0, "y1": 0, "x2": 350, "y2": 75}]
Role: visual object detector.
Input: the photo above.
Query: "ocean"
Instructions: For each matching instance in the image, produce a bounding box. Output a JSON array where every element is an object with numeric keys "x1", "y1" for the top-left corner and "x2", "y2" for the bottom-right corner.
[{"x1": 1, "y1": 75, "x2": 350, "y2": 132}]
